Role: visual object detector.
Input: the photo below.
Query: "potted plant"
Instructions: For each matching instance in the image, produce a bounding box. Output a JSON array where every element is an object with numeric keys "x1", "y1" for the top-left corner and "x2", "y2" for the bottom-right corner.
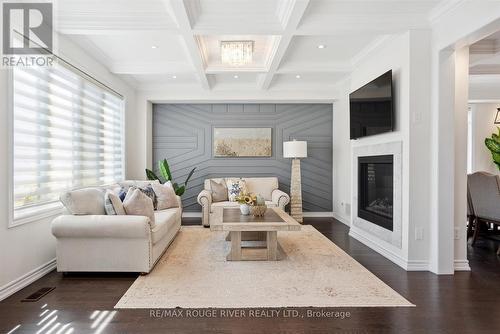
[
  {"x1": 485, "y1": 127, "x2": 500, "y2": 171},
  {"x1": 145, "y1": 158, "x2": 196, "y2": 196}
]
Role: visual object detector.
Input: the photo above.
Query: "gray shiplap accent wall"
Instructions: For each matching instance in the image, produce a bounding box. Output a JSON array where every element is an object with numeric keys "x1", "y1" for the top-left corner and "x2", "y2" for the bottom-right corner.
[{"x1": 152, "y1": 104, "x2": 332, "y2": 212}]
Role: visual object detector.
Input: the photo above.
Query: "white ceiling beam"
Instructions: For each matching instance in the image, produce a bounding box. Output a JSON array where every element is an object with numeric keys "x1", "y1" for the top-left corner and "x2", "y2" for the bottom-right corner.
[
  {"x1": 169, "y1": 0, "x2": 211, "y2": 90},
  {"x1": 259, "y1": 0, "x2": 310, "y2": 90}
]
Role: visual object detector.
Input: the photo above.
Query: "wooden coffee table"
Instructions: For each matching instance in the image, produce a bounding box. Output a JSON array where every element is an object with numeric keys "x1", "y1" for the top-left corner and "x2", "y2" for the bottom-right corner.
[{"x1": 210, "y1": 207, "x2": 301, "y2": 261}]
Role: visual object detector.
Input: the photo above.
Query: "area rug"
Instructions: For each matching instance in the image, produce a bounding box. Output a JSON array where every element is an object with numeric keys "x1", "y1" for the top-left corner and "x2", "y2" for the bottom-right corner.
[{"x1": 115, "y1": 226, "x2": 414, "y2": 308}]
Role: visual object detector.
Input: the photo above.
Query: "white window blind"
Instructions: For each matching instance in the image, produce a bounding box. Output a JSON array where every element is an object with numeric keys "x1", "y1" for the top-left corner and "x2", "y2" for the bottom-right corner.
[{"x1": 12, "y1": 64, "x2": 124, "y2": 219}]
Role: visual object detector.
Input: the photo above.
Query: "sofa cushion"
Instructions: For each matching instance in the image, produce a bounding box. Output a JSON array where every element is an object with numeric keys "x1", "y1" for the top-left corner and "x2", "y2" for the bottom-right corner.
[
  {"x1": 152, "y1": 182, "x2": 179, "y2": 210},
  {"x1": 123, "y1": 188, "x2": 156, "y2": 228},
  {"x1": 152, "y1": 208, "x2": 180, "y2": 244},
  {"x1": 210, "y1": 179, "x2": 228, "y2": 202},
  {"x1": 60, "y1": 188, "x2": 106, "y2": 215},
  {"x1": 243, "y1": 177, "x2": 278, "y2": 201},
  {"x1": 104, "y1": 190, "x2": 126, "y2": 215}
]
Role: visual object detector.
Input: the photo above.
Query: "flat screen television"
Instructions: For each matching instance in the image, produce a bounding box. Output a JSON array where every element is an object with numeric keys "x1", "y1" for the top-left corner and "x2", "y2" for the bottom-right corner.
[{"x1": 349, "y1": 70, "x2": 393, "y2": 139}]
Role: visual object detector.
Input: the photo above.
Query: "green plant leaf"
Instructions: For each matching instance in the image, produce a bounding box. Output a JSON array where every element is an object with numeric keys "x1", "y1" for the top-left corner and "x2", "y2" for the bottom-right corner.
[
  {"x1": 145, "y1": 169, "x2": 160, "y2": 181},
  {"x1": 172, "y1": 182, "x2": 179, "y2": 191},
  {"x1": 159, "y1": 159, "x2": 172, "y2": 181},
  {"x1": 485, "y1": 138, "x2": 500, "y2": 153},
  {"x1": 184, "y1": 167, "x2": 196, "y2": 186},
  {"x1": 493, "y1": 152, "x2": 500, "y2": 164},
  {"x1": 493, "y1": 133, "x2": 500, "y2": 143},
  {"x1": 175, "y1": 185, "x2": 185, "y2": 196}
]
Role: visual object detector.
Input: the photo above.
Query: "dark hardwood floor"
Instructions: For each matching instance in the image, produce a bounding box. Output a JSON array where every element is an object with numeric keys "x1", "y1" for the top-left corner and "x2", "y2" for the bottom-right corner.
[{"x1": 1, "y1": 218, "x2": 499, "y2": 334}]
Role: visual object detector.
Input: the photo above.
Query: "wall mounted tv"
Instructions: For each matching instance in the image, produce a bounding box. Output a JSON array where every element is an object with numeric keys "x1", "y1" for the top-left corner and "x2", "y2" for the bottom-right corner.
[{"x1": 349, "y1": 70, "x2": 393, "y2": 139}]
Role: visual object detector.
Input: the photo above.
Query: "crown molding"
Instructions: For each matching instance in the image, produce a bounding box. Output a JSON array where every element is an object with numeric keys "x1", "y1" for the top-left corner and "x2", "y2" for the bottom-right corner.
[{"x1": 428, "y1": 0, "x2": 467, "y2": 25}]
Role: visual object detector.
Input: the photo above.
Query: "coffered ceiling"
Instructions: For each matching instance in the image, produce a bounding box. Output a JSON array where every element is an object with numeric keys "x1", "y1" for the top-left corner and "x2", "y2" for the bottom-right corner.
[{"x1": 58, "y1": 0, "x2": 446, "y2": 93}]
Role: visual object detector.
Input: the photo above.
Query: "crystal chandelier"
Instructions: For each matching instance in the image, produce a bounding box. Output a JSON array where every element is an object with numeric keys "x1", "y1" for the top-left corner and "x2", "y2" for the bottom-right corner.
[{"x1": 220, "y1": 41, "x2": 254, "y2": 66}]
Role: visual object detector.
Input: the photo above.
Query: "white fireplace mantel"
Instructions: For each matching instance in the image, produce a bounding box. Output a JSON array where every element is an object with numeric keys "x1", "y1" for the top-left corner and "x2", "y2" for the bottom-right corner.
[{"x1": 351, "y1": 141, "x2": 403, "y2": 249}]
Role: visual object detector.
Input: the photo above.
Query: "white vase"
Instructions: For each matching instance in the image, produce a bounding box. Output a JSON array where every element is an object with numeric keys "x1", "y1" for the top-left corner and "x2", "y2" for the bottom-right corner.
[{"x1": 240, "y1": 204, "x2": 250, "y2": 215}]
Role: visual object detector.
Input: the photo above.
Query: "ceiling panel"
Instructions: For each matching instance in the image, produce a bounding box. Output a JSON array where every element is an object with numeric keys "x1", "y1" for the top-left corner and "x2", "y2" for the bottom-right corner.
[
  {"x1": 269, "y1": 73, "x2": 346, "y2": 90},
  {"x1": 79, "y1": 33, "x2": 188, "y2": 62},
  {"x1": 279, "y1": 35, "x2": 379, "y2": 71},
  {"x1": 190, "y1": 0, "x2": 285, "y2": 34},
  {"x1": 58, "y1": 0, "x2": 178, "y2": 32}
]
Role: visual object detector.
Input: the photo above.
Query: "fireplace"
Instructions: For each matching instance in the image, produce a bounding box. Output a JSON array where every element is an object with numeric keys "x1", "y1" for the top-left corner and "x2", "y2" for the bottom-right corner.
[{"x1": 358, "y1": 155, "x2": 394, "y2": 231}]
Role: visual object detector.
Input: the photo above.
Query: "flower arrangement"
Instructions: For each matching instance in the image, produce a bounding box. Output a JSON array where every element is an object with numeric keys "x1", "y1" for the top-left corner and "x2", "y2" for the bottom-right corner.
[
  {"x1": 235, "y1": 193, "x2": 258, "y2": 206},
  {"x1": 235, "y1": 193, "x2": 267, "y2": 216}
]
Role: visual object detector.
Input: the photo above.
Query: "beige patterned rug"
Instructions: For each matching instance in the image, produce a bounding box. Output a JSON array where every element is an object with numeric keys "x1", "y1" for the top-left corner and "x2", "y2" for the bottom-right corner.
[{"x1": 115, "y1": 226, "x2": 414, "y2": 308}]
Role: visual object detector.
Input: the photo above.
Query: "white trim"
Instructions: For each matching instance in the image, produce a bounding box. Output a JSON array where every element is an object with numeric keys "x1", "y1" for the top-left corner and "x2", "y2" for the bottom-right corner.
[
  {"x1": 454, "y1": 260, "x2": 471, "y2": 271},
  {"x1": 428, "y1": 0, "x2": 466, "y2": 25},
  {"x1": 349, "y1": 228, "x2": 409, "y2": 270},
  {"x1": 406, "y1": 260, "x2": 430, "y2": 271},
  {"x1": 0, "y1": 258, "x2": 56, "y2": 302},
  {"x1": 7, "y1": 68, "x2": 14, "y2": 228},
  {"x1": 332, "y1": 212, "x2": 350, "y2": 226},
  {"x1": 302, "y1": 212, "x2": 333, "y2": 218},
  {"x1": 182, "y1": 212, "x2": 202, "y2": 218},
  {"x1": 10, "y1": 206, "x2": 64, "y2": 228}
]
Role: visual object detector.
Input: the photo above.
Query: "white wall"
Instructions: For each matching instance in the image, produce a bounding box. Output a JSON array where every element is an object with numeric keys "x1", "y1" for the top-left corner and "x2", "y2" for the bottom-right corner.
[
  {"x1": 332, "y1": 81, "x2": 351, "y2": 225},
  {"x1": 469, "y1": 103, "x2": 500, "y2": 175},
  {"x1": 0, "y1": 34, "x2": 136, "y2": 300},
  {"x1": 429, "y1": 1, "x2": 500, "y2": 274},
  {"x1": 332, "y1": 30, "x2": 432, "y2": 270}
]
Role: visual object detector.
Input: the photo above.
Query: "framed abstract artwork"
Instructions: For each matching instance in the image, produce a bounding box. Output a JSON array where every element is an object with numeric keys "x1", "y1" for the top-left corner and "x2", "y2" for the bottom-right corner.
[{"x1": 213, "y1": 127, "x2": 272, "y2": 157}]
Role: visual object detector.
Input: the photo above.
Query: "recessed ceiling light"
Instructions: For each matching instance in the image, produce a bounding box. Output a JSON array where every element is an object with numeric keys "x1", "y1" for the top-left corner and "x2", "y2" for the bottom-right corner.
[
  {"x1": 295, "y1": 75, "x2": 301, "y2": 79},
  {"x1": 317, "y1": 44, "x2": 326, "y2": 49},
  {"x1": 151, "y1": 45, "x2": 158, "y2": 49},
  {"x1": 234, "y1": 75, "x2": 239, "y2": 79},
  {"x1": 172, "y1": 75, "x2": 177, "y2": 79}
]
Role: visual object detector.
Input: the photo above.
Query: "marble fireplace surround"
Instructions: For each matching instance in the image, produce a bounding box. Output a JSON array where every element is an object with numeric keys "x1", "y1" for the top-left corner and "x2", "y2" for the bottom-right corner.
[{"x1": 351, "y1": 141, "x2": 402, "y2": 249}]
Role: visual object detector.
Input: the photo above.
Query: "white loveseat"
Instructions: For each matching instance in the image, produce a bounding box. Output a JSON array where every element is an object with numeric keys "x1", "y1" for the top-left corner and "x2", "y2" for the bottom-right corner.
[
  {"x1": 51, "y1": 180, "x2": 181, "y2": 273},
  {"x1": 197, "y1": 177, "x2": 290, "y2": 227}
]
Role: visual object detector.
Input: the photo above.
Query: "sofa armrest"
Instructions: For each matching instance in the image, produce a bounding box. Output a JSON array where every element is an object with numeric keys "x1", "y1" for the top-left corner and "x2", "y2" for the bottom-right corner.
[
  {"x1": 272, "y1": 189, "x2": 290, "y2": 208},
  {"x1": 197, "y1": 190, "x2": 212, "y2": 208},
  {"x1": 176, "y1": 195, "x2": 183, "y2": 210},
  {"x1": 51, "y1": 215, "x2": 151, "y2": 239}
]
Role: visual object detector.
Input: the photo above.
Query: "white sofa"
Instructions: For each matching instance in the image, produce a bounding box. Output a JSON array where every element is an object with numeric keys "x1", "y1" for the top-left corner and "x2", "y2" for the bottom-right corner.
[
  {"x1": 51, "y1": 181, "x2": 181, "y2": 273},
  {"x1": 197, "y1": 177, "x2": 290, "y2": 227}
]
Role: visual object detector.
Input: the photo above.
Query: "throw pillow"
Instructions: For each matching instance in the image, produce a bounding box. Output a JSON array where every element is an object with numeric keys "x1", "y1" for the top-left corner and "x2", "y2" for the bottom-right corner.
[
  {"x1": 123, "y1": 188, "x2": 156, "y2": 228},
  {"x1": 226, "y1": 178, "x2": 247, "y2": 202},
  {"x1": 151, "y1": 181, "x2": 179, "y2": 210},
  {"x1": 129, "y1": 185, "x2": 158, "y2": 210},
  {"x1": 210, "y1": 179, "x2": 228, "y2": 202},
  {"x1": 60, "y1": 188, "x2": 105, "y2": 215},
  {"x1": 104, "y1": 190, "x2": 126, "y2": 215}
]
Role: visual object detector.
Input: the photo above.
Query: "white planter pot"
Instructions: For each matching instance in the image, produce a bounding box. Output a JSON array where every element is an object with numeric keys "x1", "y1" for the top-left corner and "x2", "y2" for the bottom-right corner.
[{"x1": 240, "y1": 204, "x2": 250, "y2": 215}]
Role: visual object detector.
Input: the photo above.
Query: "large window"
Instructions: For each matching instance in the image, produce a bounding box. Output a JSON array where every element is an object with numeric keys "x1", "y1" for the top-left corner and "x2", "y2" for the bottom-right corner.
[{"x1": 11, "y1": 64, "x2": 124, "y2": 224}]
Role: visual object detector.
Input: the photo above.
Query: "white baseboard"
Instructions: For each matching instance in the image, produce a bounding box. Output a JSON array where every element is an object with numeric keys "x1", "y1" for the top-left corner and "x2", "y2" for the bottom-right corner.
[
  {"x1": 332, "y1": 212, "x2": 350, "y2": 226},
  {"x1": 406, "y1": 260, "x2": 430, "y2": 271},
  {"x1": 182, "y1": 212, "x2": 202, "y2": 218},
  {"x1": 0, "y1": 258, "x2": 56, "y2": 301},
  {"x1": 454, "y1": 259, "x2": 471, "y2": 271},
  {"x1": 303, "y1": 212, "x2": 333, "y2": 218},
  {"x1": 349, "y1": 228, "x2": 411, "y2": 270}
]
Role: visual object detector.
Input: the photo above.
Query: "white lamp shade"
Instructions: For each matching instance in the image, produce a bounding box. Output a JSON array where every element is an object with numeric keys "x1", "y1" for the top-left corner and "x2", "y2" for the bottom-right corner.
[{"x1": 283, "y1": 141, "x2": 307, "y2": 158}]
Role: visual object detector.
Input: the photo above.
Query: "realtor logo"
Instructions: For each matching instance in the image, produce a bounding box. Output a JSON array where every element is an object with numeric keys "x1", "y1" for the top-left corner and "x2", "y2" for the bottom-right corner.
[
  {"x1": 2, "y1": 2, "x2": 54, "y2": 68},
  {"x1": 3, "y1": 2, "x2": 53, "y2": 54}
]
